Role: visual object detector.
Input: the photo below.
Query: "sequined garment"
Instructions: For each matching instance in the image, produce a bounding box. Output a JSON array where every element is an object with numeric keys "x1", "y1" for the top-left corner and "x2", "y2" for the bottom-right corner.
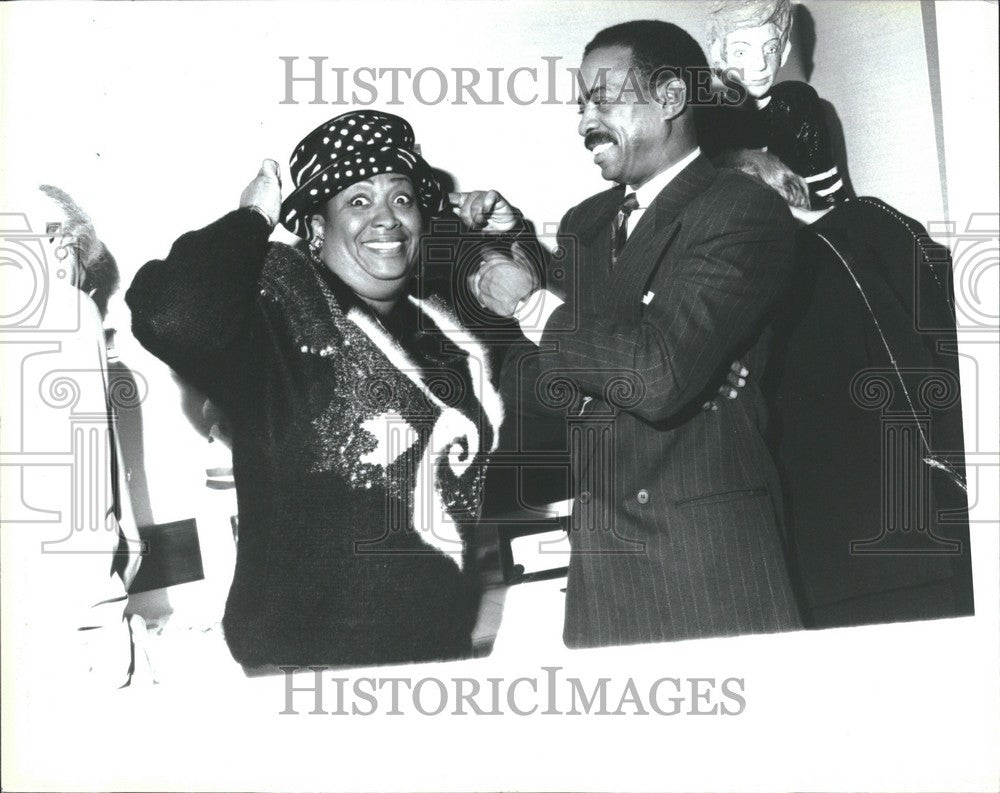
[
  {"x1": 701, "y1": 80, "x2": 847, "y2": 208},
  {"x1": 127, "y1": 209, "x2": 503, "y2": 668}
]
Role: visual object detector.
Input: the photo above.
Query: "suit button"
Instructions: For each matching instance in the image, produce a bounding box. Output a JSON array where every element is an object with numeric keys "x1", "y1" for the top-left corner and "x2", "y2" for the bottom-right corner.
[
  {"x1": 579, "y1": 491, "x2": 591, "y2": 504},
  {"x1": 637, "y1": 489, "x2": 650, "y2": 504}
]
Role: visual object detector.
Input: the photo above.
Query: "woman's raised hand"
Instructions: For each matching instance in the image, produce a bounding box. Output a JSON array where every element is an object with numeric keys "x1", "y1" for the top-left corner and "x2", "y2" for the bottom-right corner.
[{"x1": 239, "y1": 159, "x2": 283, "y2": 227}]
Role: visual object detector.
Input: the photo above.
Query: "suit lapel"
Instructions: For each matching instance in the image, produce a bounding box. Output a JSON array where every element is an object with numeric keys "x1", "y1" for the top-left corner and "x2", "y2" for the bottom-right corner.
[{"x1": 608, "y1": 156, "x2": 716, "y2": 312}]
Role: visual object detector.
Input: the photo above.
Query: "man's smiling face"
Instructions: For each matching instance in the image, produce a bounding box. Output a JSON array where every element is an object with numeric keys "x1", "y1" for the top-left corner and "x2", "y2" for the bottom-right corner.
[{"x1": 577, "y1": 45, "x2": 673, "y2": 189}]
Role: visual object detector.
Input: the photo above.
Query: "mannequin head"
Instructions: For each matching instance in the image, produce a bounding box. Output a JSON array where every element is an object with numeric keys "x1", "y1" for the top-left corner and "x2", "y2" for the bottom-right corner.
[{"x1": 708, "y1": 0, "x2": 793, "y2": 99}]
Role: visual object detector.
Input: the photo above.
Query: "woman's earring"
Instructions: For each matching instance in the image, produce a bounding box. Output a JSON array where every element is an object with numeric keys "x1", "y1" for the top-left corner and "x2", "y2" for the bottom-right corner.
[{"x1": 309, "y1": 235, "x2": 324, "y2": 263}]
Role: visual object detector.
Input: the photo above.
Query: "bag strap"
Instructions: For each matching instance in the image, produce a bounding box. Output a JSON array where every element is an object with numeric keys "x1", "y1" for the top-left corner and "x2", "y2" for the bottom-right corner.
[{"x1": 811, "y1": 229, "x2": 967, "y2": 493}]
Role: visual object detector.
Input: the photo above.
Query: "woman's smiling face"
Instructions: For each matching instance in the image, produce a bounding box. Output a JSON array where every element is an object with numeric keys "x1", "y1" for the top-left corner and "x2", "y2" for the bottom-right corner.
[{"x1": 311, "y1": 173, "x2": 423, "y2": 308}]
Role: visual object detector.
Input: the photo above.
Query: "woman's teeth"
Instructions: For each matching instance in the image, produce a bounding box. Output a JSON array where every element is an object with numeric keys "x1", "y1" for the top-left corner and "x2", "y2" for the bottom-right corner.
[{"x1": 364, "y1": 241, "x2": 404, "y2": 252}]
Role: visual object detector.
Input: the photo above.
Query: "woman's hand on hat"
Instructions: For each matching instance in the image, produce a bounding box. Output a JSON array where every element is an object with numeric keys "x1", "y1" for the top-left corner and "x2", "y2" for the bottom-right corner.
[
  {"x1": 448, "y1": 190, "x2": 522, "y2": 233},
  {"x1": 239, "y1": 159, "x2": 283, "y2": 227}
]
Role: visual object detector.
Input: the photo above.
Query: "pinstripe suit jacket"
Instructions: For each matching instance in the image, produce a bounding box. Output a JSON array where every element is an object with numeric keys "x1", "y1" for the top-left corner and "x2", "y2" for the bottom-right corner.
[{"x1": 538, "y1": 155, "x2": 803, "y2": 647}]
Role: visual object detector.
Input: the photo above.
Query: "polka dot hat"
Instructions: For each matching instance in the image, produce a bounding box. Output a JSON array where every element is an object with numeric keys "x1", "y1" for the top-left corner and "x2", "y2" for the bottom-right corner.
[{"x1": 279, "y1": 110, "x2": 444, "y2": 238}]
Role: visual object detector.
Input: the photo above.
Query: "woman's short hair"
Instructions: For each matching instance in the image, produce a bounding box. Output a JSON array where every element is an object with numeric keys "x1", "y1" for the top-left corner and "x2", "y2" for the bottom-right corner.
[
  {"x1": 38, "y1": 184, "x2": 120, "y2": 317},
  {"x1": 715, "y1": 149, "x2": 810, "y2": 210}
]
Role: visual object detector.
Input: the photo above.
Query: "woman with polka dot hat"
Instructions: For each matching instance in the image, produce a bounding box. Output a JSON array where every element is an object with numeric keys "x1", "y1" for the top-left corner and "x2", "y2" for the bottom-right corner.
[{"x1": 127, "y1": 111, "x2": 504, "y2": 670}]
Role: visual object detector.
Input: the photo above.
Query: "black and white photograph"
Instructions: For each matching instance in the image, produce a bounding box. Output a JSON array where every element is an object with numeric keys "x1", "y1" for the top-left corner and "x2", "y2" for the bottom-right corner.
[{"x1": 1, "y1": 1, "x2": 997, "y2": 790}]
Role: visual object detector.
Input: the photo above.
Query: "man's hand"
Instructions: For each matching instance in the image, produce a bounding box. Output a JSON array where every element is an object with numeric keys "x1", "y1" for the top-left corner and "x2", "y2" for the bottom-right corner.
[
  {"x1": 470, "y1": 241, "x2": 539, "y2": 317},
  {"x1": 448, "y1": 190, "x2": 522, "y2": 232},
  {"x1": 702, "y1": 361, "x2": 749, "y2": 411},
  {"x1": 239, "y1": 159, "x2": 282, "y2": 227}
]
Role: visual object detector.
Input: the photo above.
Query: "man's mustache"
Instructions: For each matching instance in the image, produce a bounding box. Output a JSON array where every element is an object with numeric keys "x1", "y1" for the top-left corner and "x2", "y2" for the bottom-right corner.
[{"x1": 585, "y1": 132, "x2": 615, "y2": 150}]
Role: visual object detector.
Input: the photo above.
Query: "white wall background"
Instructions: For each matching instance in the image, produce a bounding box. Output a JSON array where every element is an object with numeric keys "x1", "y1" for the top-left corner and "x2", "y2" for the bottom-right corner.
[
  {"x1": 781, "y1": 0, "x2": 947, "y2": 222},
  {"x1": 0, "y1": 0, "x2": 957, "y2": 532},
  {"x1": 1, "y1": 1, "x2": 997, "y2": 790}
]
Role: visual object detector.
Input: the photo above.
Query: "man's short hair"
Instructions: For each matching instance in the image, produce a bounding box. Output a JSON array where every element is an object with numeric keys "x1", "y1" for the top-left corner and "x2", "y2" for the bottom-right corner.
[
  {"x1": 715, "y1": 149, "x2": 809, "y2": 210},
  {"x1": 583, "y1": 20, "x2": 710, "y2": 104},
  {"x1": 707, "y1": 0, "x2": 793, "y2": 55}
]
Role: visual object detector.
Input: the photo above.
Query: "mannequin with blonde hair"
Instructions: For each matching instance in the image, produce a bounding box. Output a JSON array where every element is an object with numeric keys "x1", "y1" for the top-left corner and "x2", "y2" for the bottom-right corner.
[{"x1": 702, "y1": 0, "x2": 848, "y2": 208}]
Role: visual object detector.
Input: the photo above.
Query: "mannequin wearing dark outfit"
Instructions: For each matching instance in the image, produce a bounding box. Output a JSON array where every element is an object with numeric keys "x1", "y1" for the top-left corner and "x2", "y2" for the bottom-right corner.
[{"x1": 702, "y1": 80, "x2": 847, "y2": 208}]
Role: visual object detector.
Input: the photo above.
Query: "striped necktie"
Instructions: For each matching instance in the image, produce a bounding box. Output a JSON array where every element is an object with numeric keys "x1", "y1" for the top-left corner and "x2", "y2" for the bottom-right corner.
[{"x1": 611, "y1": 192, "x2": 639, "y2": 267}]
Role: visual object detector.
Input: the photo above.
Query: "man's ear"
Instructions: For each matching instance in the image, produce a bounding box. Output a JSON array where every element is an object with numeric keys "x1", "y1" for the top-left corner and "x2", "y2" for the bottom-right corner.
[
  {"x1": 780, "y1": 37, "x2": 792, "y2": 68},
  {"x1": 655, "y1": 76, "x2": 687, "y2": 120}
]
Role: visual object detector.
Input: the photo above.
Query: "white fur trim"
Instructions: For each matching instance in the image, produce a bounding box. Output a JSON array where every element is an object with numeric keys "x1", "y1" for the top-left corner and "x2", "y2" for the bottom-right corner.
[
  {"x1": 410, "y1": 406, "x2": 478, "y2": 568},
  {"x1": 347, "y1": 308, "x2": 446, "y2": 410},
  {"x1": 346, "y1": 304, "x2": 498, "y2": 570},
  {"x1": 358, "y1": 411, "x2": 418, "y2": 470},
  {"x1": 409, "y1": 296, "x2": 505, "y2": 451}
]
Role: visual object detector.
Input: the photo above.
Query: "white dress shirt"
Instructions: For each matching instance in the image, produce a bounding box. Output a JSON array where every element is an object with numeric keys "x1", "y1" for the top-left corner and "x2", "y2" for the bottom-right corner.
[
  {"x1": 625, "y1": 146, "x2": 701, "y2": 236},
  {"x1": 514, "y1": 147, "x2": 702, "y2": 345}
]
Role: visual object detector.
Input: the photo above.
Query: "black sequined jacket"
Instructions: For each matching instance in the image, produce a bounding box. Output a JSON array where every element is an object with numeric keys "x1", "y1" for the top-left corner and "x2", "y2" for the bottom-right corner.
[
  {"x1": 701, "y1": 80, "x2": 847, "y2": 208},
  {"x1": 126, "y1": 208, "x2": 503, "y2": 668}
]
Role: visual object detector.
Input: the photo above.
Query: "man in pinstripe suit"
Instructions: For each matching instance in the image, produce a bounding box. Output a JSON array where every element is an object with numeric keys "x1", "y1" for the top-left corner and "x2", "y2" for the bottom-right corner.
[{"x1": 462, "y1": 20, "x2": 803, "y2": 647}]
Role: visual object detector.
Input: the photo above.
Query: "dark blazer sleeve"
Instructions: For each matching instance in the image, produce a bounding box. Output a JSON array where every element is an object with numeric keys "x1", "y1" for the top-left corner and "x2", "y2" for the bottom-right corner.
[
  {"x1": 125, "y1": 208, "x2": 274, "y2": 410},
  {"x1": 539, "y1": 179, "x2": 795, "y2": 424}
]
